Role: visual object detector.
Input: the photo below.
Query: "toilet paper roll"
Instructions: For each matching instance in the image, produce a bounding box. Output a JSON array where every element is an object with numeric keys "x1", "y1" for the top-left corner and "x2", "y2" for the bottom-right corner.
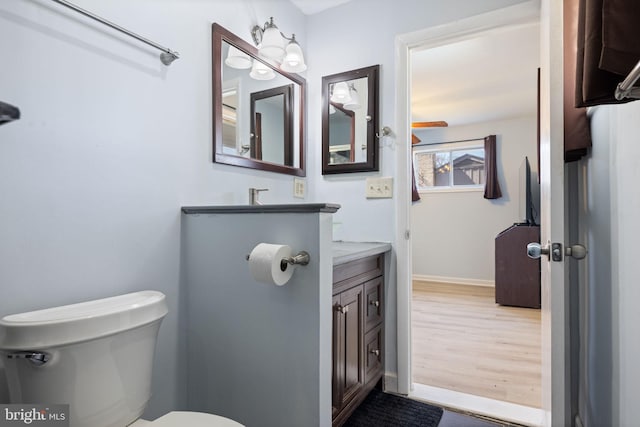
[{"x1": 248, "y1": 243, "x2": 295, "y2": 286}]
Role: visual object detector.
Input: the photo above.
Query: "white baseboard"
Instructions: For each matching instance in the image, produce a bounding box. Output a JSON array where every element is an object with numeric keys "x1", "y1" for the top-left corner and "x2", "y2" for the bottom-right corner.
[
  {"x1": 383, "y1": 373, "x2": 398, "y2": 394},
  {"x1": 410, "y1": 383, "x2": 544, "y2": 427},
  {"x1": 412, "y1": 274, "x2": 494, "y2": 288}
]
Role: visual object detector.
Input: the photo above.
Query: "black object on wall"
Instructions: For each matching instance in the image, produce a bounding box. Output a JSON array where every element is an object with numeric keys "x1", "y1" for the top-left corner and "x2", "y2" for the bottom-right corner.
[{"x1": 0, "y1": 101, "x2": 20, "y2": 126}]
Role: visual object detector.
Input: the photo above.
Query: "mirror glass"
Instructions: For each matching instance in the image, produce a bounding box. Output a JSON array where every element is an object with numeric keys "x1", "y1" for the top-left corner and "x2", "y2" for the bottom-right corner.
[
  {"x1": 327, "y1": 102, "x2": 355, "y2": 164},
  {"x1": 213, "y1": 23, "x2": 305, "y2": 176},
  {"x1": 250, "y1": 84, "x2": 293, "y2": 165},
  {"x1": 322, "y1": 65, "x2": 379, "y2": 174}
]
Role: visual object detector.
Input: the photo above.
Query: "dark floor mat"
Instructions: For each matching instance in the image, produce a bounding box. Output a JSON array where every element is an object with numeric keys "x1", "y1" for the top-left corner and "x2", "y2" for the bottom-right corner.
[{"x1": 343, "y1": 388, "x2": 444, "y2": 427}]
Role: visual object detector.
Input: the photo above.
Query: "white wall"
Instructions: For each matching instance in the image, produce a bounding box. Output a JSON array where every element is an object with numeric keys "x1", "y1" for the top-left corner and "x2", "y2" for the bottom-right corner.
[
  {"x1": 581, "y1": 101, "x2": 640, "y2": 427},
  {"x1": 411, "y1": 116, "x2": 538, "y2": 283},
  {"x1": 305, "y1": 0, "x2": 530, "y2": 386},
  {"x1": 305, "y1": 0, "x2": 529, "y2": 242},
  {"x1": 0, "y1": 0, "x2": 306, "y2": 418}
]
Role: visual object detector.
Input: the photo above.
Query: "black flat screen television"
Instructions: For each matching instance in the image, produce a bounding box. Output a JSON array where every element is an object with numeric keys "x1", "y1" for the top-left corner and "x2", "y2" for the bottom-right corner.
[{"x1": 519, "y1": 156, "x2": 539, "y2": 225}]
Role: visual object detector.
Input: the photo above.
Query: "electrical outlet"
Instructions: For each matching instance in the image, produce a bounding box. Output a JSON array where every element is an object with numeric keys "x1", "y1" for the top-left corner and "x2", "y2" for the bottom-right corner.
[
  {"x1": 294, "y1": 178, "x2": 305, "y2": 198},
  {"x1": 365, "y1": 177, "x2": 393, "y2": 198}
]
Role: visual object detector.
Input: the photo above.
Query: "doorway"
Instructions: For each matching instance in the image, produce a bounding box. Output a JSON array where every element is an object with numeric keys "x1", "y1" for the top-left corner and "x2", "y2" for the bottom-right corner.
[
  {"x1": 409, "y1": 22, "x2": 542, "y2": 423},
  {"x1": 394, "y1": 3, "x2": 546, "y2": 425}
]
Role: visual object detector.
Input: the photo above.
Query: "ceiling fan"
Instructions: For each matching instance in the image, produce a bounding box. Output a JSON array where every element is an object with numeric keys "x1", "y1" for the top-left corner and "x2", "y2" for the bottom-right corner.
[
  {"x1": 411, "y1": 121, "x2": 448, "y2": 128},
  {"x1": 411, "y1": 121, "x2": 448, "y2": 144}
]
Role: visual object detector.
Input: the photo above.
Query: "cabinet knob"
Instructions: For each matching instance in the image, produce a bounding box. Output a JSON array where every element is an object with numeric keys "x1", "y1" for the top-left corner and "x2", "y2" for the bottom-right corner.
[
  {"x1": 369, "y1": 300, "x2": 379, "y2": 308},
  {"x1": 370, "y1": 349, "x2": 380, "y2": 357},
  {"x1": 336, "y1": 305, "x2": 349, "y2": 314}
]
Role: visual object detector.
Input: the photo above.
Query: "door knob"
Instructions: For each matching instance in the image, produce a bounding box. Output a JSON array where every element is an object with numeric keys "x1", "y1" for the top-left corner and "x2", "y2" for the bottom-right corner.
[
  {"x1": 528, "y1": 242, "x2": 587, "y2": 261},
  {"x1": 565, "y1": 244, "x2": 587, "y2": 260},
  {"x1": 526, "y1": 242, "x2": 548, "y2": 259}
]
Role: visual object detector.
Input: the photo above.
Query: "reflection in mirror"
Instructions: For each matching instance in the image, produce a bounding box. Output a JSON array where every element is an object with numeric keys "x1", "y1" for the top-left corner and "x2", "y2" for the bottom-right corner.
[
  {"x1": 328, "y1": 76, "x2": 369, "y2": 165},
  {"x1": 222, "y1": 80, "x2": 240, "y2": 153},
  {"x1": 212, "y1": 23, "x2": 306, "y2": 177},
  {"x1": 322, "y1": 65, "x2": 379, "y2": 174},
  {"x1": 250, "y1": 85, "x2": 293, "y2": 165},
  {"x1": 328, "y1": 102, "x2": 354, "y2": 164}
]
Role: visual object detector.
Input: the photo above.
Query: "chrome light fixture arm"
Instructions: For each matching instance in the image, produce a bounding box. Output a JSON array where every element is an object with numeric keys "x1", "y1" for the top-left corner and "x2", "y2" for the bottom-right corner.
[
  {"x1": 251, "y1": 17, "x2": 297, "y2": 45},
  {"x1": 250, "y1": 17, "x2": 306, "y2": 72}
]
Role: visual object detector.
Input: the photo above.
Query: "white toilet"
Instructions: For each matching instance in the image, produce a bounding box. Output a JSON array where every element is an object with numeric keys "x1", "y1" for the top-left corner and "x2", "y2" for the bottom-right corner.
[{"x1": 0, "y1": 290, "x2": 243, "y2": 427}]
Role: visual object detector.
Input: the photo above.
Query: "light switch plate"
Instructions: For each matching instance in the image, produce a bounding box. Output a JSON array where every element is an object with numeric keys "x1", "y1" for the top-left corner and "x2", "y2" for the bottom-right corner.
[
  {"x1": 366, "y1": 177, "x2": 393, "y2": 198},
  {"x1": 294, "y1": 178, "x2": 305, "y2": 198}
]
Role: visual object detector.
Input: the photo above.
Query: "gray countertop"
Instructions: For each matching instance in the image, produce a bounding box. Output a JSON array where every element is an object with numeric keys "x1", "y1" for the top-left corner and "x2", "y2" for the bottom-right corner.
[
  {"x1": 333, "y1": 241, "x2": 391, "y2": 265},
  {"x1": 182, "y1": 203, "x2": 340, "y2": 214}
]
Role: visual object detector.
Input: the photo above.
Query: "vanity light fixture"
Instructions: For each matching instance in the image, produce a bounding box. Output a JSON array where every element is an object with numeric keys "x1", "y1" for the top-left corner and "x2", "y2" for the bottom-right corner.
[
  {"x1": 330, "y1": 82, "x2": 351, "y2": 103},
  {"x1": 225, "y1": 45, "x2": 252, "y2": 69},
  {"x1": 0, "y1": 101, "x2": 20, "y2": 126},
  {"x1": 343, "y1": 84, "x2": 361, "y2": 110},
  {"x1": 281, "y1": 35, "x2": 306, "y2": 72},
  {"x1": 249, "y1": 59, "x2": 276, "y2": 80},
  {"x1": 251, "y1": 17, "x2": 307, "y2": 73}
]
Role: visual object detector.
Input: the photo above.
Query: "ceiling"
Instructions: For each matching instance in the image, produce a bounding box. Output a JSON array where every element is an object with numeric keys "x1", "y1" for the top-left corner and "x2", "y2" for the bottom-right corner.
[
  {"x1": 287, "y1": 1, "x2": 539, "y2": 127},
  {"x1": 411, "y1": 23, "x2": 540, "y2": 126},
  {"x1": 288, "y1": 0, "x2": 353, "y2": 15}
]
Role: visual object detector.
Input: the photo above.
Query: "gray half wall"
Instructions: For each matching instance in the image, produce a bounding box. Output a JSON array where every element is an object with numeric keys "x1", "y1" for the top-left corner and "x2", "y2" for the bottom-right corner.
[{"x1": 181, "y1": 211, "x2": 333, "y2": 427}]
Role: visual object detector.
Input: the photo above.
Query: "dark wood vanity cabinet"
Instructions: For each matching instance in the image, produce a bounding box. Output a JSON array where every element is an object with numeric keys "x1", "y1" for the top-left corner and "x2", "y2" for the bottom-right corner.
[{"x1": 332, "y1": 254, "x2": 384, "y2": 426}]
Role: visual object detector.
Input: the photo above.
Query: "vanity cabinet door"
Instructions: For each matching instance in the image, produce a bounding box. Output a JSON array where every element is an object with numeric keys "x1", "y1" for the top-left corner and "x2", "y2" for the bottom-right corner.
[
  {"x1": 364, "y1": 277, "x2": 383, "y2": 331},
  {"x1": 333, "y1": 285, "x2": 364, "y2": 413},
  {"x1": 364, "y1": 325, "x2": 383, "y2": 384},
  {"x1": 332, "y1": 253, "x2": 386, "y2": 427}
]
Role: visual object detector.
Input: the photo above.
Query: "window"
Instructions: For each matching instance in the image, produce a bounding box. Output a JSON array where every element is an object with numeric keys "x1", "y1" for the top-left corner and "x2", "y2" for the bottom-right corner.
[{"x1": 413, "y1": 142, "x2": 485, "y2": 191}]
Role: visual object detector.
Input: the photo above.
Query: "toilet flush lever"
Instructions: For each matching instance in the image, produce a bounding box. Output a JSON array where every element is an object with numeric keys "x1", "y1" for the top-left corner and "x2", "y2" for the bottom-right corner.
[{"x1": 6, "y1": 351, "x2": 50, "y2": 366}]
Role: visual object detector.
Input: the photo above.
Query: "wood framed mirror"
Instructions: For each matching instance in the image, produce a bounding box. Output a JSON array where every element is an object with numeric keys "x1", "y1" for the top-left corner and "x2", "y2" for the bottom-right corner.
[
  {"x1": 250, "y1": 84, "x2": 293, "y2": 165},
  {"x1": 322, "y1": 65, "x2": 379, "y2": 174},
  {"x1": 212, "y1": 23, "x2": 306, "y2": 177}
]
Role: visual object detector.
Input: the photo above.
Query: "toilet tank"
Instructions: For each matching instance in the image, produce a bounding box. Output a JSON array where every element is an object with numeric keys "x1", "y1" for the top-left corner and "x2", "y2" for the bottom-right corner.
[{"x1": 0, "y1": 291, "x2": 168, "y2": 427}]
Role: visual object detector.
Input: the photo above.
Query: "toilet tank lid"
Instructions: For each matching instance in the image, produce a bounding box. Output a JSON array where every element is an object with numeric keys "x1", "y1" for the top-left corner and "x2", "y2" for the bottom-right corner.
[{"x1": 0, "y1": 290, "x2": 168, "y2": 350}]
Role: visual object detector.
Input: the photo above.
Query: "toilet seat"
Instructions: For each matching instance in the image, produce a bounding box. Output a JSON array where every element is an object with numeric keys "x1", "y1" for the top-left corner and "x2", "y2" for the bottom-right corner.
[{"x1": 134, "y1": 411, "x2": 244, "y2": 427}]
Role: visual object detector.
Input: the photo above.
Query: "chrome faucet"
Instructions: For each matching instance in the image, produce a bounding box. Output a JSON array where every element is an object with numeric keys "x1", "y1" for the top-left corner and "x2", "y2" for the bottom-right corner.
[{"x1": 249, "y1": 188, "x2": 268, "y2": 205}]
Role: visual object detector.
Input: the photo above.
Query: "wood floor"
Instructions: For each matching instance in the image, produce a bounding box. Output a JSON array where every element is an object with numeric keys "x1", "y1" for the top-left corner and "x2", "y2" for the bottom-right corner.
[{"x1": 412, "y1": 281, "x2": 542, "y2": 408}]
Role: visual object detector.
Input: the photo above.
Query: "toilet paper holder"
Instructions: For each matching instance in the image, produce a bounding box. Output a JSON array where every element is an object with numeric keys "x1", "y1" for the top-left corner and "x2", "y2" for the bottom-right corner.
[
  {"x1": 245, "y1": 250, "x2": 310, "y2": 268},
  {"x1": 281, "y1": 251, "x2": 310, "y2": 266}
]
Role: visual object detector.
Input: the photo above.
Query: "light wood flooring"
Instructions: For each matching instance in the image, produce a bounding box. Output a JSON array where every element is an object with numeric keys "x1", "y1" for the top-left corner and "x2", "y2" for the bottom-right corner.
[{"x1": 412, "y1": 281, "x2": 541, "y2": 408}]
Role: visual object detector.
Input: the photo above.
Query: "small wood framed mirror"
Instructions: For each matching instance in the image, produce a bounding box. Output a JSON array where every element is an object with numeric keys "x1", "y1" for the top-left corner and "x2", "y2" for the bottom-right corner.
[{"x1": 322, "y1": 65, "x2": 379, "y2": 174}]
